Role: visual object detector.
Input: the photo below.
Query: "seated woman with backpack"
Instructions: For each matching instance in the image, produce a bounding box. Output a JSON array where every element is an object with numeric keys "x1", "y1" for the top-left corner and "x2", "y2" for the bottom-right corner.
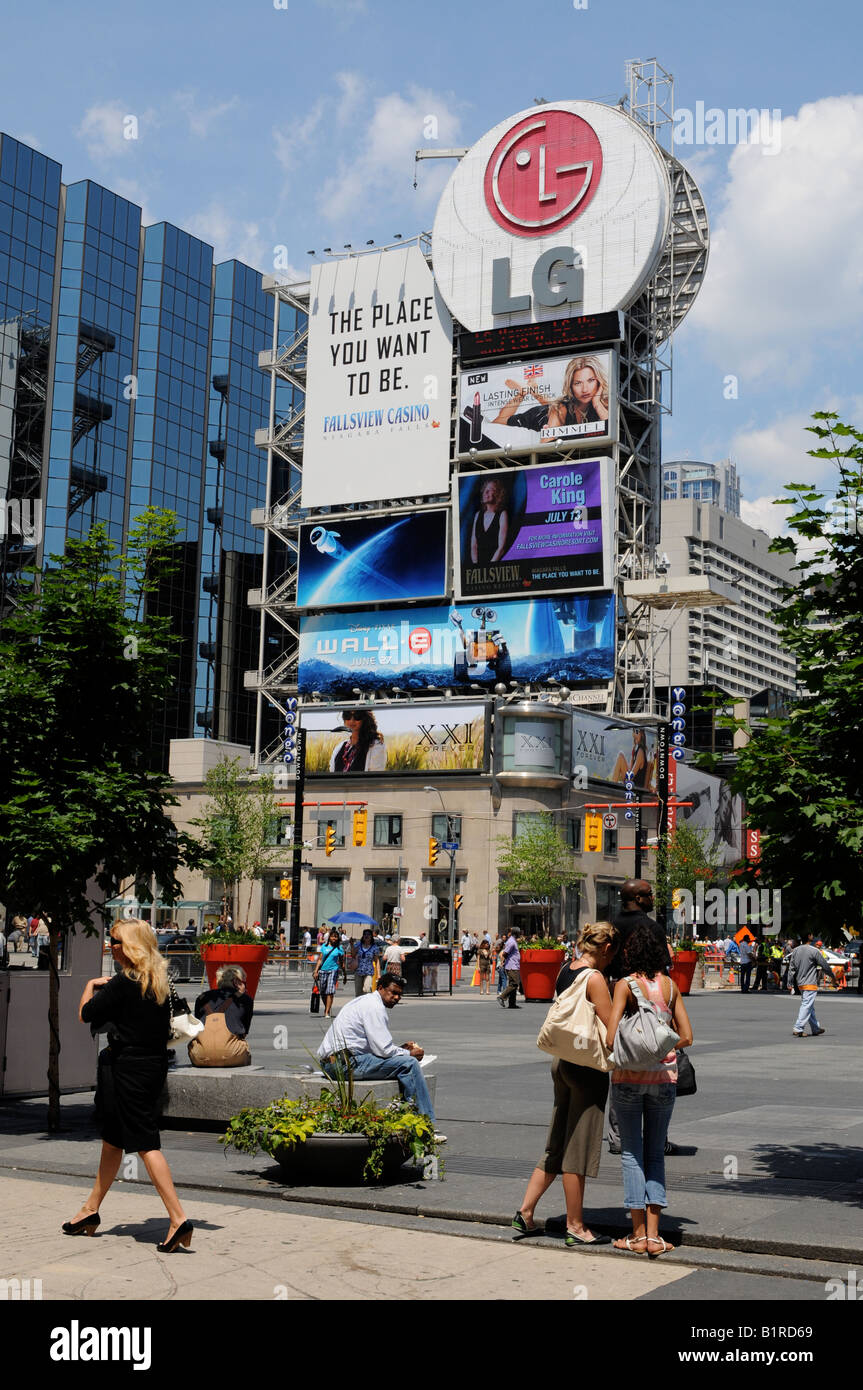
[
  {"x1": 606, "y1": 924, "x2": 693, "y2": 1257},
  {"x1": 189, "y1": 965, "x2": 254, "y2": 1067}
]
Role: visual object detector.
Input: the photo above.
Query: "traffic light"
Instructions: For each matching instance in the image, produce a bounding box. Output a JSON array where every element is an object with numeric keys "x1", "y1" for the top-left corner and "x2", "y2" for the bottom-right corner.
[
  {"x1": 583, "y1": 813, "x2": 603, "y2": 853},
  {"x1": 325, "y1": 823, "x2": 336, "y2": 856},
  {"x1": 279, "y1": 879, "x2": 292, "y2": 901},
  {"x1": 671, "y1": 889, "x2": 682, "y2": 909},
  {"x1": 353, "y1": 807, "x2": 367, "y2": 847},
  {"x1": 428, "y1": 836, "x2": 439, "y2": 867},
  {"x1": 454, "y1": 893, "x2": 463, "y2": 914}
]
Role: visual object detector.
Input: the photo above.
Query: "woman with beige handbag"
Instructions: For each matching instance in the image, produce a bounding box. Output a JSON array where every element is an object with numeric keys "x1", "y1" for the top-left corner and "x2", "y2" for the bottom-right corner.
[
  {"x1": 188, "y1": 965, "x2": 253, "y2": 1067},
  {"x1": 512, "y1": 921, "x2": 618, "y2": 1247}
]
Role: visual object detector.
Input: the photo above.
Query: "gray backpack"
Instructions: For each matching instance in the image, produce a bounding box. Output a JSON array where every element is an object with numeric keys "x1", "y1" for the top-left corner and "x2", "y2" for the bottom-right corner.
[{"x1": 610, "y1": 976, "x2": 680, "y2": 1068}]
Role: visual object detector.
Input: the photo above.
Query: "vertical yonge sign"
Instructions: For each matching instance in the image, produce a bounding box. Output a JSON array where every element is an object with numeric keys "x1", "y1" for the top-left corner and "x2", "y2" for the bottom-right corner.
[{"x1": 432, "y1": 101, "x2": 671, "y2": 332}]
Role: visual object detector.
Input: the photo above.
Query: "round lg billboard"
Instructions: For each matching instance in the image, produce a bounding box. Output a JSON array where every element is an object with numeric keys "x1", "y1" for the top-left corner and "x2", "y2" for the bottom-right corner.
[{"x1": 432, "y1": 101, "x2": 671, "y2": 332}]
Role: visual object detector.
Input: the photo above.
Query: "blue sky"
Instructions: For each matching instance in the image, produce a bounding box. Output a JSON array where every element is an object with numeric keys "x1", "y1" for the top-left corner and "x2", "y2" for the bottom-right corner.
[{"x1": 4, "y1": 0, "x2": 862, "y2": 529}]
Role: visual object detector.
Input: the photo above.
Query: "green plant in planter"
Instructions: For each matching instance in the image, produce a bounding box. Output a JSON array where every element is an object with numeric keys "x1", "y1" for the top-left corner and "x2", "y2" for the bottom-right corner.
[
  {"x1": 675, "y1": 939, "x2": 709, "y2": 953},
  {"x1": 522, "y1": 937, "x2": 564, "y2": 950},
  {"x1": 221, "y1": 1088, "x2": 439, "y2": 1183},
  {"x1": 199, "y1": 929, "x2": 268, "y2": 948}
]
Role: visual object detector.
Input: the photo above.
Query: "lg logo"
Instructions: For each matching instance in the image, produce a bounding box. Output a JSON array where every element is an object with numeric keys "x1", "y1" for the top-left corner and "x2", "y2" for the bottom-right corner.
[{"x1": 484, "y1": 110, "x2": 602, "y2": 236}]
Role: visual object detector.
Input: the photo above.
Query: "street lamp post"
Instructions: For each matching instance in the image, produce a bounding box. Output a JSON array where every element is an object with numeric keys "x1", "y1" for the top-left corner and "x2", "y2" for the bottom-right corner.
[{"x1": 424, "y1": 785, "x2": 456, "y2": 949}]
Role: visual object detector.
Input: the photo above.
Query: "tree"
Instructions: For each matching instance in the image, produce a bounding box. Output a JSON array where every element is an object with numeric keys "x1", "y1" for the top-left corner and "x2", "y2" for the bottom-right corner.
[
  {"x1": 191, "y1": 757, "x2": 281, "y2": 927},
  {"x1": 495, "y1": 813, "x2": 583, "y2": 936},
  {"x1": 720, "y1": 413, "x2": 863, "y2": 940},
  {"x1": 654, "y1": 822, "x2": 721, "y2": 935},
  {"x1": 0, "y1": 511, "x2": 196, "y2": 1129}
]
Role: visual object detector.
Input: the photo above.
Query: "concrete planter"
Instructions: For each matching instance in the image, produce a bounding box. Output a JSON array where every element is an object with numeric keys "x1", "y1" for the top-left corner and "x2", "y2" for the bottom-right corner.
[
  {"x1": 199, "y1": 943, "x2": 270, "y2": 998},
  {"x1": 273, "y1": 1133, "x2": 413, "y2": 1183},
  {"x1": 519, "y1": 948, "x2": 566, "y2": 1002}
]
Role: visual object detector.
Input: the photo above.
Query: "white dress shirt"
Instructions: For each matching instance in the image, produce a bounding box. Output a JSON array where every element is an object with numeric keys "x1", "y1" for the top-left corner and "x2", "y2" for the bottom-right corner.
[{"x1": 316, "y1": 992, "x2": 408, "y2": 1061}]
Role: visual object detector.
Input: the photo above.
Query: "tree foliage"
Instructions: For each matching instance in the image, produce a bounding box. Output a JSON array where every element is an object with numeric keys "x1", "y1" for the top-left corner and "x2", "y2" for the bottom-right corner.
[
  {"x1": 190, "y1": 757, "x2": 281, "y2": 925},
  {"x1": 0, "y1": 511, "x2": 198, "y2": 1126},
  {"x1": 722, "y1": 413, "x2": 863, "y2": 939},
  {"x1": 654, "y1": 822, "x2": 722, "y2": 924},
  {"x1": 495, "y1": 813, "x2": 582, "y2": 934}
]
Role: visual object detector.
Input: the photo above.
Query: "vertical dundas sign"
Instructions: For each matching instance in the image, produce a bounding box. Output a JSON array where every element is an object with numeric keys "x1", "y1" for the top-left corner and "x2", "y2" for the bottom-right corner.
[{"x1": 301, "y1": 246, "x2": 454, "y2": 509}]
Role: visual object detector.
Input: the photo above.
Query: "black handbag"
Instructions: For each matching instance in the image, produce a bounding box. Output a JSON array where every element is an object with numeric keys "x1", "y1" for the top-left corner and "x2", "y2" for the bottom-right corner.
[
  {"x1": 310, "y1": 986, "x2": 321, "y2": 1015},
  {"x1": 675, "y1": 1049, "x2": 697, "y2": 1096}
]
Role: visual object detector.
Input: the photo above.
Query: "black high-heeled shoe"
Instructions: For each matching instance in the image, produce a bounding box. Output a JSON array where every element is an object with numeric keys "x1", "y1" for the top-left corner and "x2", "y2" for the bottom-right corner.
[
  {"x1": 157, "y1": 1220, "x2": 193, "y2": 1253},
  {"x1": 62, "y1": 1212, "x2": 100, "y2": 1236}
]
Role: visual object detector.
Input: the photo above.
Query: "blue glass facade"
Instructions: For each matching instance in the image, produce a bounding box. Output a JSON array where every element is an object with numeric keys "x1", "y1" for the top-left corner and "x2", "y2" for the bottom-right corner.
[
  {"x1": 0, "y1": 136, "x2": 61, "y2": 610},
  {"x1": 0, "y1": 133, "x2": 276, "y2": 765},
  {"x1": 197, "y1": 259, "x2": 271, "y2": 747}
]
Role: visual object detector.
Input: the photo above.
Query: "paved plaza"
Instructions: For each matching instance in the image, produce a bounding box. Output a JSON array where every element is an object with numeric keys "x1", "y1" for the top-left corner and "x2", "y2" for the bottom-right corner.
[{"x1": 1, "y1": 966, "x2": 861, "y2": 1304}]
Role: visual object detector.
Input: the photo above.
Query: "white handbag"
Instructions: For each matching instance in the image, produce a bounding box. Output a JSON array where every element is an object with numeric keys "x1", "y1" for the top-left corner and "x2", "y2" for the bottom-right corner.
[{"x1": 168, "y1": 984, "x2": 204, "y2": 1044}]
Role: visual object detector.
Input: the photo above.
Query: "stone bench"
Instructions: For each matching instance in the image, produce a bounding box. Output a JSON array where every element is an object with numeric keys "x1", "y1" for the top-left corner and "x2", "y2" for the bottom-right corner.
[{"x1": 160, "y1": 1063, "x2": 436, "y2": 1129}]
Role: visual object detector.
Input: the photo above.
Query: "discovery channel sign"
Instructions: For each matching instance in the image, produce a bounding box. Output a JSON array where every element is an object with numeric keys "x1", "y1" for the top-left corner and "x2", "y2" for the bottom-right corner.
[{"x1": 432, "y1": 101, "x2": 671, "y2": 332}]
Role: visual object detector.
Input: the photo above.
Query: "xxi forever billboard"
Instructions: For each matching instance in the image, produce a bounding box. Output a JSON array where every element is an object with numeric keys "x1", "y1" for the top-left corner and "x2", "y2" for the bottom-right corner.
[
  {"x1": 300, "y1": 703, "x2": 489, "y2": 776},
  {"x1": 298, "y1": 597, "x2": 616, "y2": 698},
  {"x1": 455, "y1": 458, "x2": 613, "y2": 599}
]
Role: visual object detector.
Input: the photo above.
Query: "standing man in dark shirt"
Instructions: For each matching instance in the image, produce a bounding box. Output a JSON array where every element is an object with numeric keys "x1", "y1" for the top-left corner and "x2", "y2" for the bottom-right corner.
[{"x1": 606, "y1": 880, "x2": 677, "y2": 1155}]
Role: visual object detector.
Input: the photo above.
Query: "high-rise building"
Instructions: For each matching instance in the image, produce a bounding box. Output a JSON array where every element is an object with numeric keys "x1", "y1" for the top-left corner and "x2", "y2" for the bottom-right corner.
[
  {"x1": 659, "y1": 498, "x2": 796, "y2": 697},
  {"x1": 662, "y1": 458, "x2": 740, "y2": 516},
  {"x1": 0, "y1": 133, "x2": 271, "y2": 764}
]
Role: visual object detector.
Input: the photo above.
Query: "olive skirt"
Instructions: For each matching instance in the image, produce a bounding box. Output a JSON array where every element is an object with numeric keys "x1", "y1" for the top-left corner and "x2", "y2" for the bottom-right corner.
[{"x1": 538, "y1": 1058, "x2": 609, "y2": 1178}]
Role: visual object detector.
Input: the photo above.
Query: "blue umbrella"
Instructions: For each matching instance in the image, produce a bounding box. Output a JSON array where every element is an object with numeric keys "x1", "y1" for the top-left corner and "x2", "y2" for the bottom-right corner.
[{"x1": 327, "y1": 911, "x2": 379, "y2": 926}]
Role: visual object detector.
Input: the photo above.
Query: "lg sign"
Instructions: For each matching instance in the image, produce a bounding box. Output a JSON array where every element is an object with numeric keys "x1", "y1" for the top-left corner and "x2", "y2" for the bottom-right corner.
[
  {"x1": 432, "y1": 101, "x2": 671, "y2": 332},
  {"x1": 484, "y1": 110, "x2": 603, "y2": 236}
]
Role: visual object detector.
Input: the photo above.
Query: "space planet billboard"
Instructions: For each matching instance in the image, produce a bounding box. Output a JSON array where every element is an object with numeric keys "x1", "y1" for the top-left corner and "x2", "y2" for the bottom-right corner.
[
  {"x1": 297, "y1": 596, "x2": 616, "y2": 698},
  {"x1": 296, "y1": 510, "x2": 448, "y2": 610},
  {"x1": 432, "y1": 101, "x2": 671, "y2": 331},
  {"x1": 301, "y1": 244, "x2": 453, "y2": 509},
  {"x1": 455, "y1": 458, "x2": 614, "y2": 600},
  {"x1": 457, "y1": 349, "x2": 617, "y2": 458}
]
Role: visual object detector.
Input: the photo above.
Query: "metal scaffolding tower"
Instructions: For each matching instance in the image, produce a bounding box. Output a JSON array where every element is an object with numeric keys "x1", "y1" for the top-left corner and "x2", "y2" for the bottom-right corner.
[{"x1": 248, "y1": 64, "x2": 710, "y2": 764}]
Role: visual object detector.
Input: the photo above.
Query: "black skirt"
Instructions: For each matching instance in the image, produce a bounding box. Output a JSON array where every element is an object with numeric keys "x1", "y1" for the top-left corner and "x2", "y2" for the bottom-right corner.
[{"x1": 95, "y1": 1045, "x2": 168, "y2": 1153}]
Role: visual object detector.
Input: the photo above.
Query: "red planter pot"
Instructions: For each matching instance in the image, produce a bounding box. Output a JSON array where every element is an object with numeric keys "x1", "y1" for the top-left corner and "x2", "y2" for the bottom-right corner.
[
  {"x1": 199, "y1": 943, "x2": 270, "y2": 999},
  {"x1": 670, "y1": 951, "x2": 698, "y2": 996},
  {"x1": 519, "y1": 949, "x2": 566, "y2": 1002}
]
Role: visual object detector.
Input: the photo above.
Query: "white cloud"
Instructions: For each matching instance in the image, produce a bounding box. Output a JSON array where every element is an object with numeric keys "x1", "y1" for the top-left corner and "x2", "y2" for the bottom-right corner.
[
  {"x1": 274, "y1": 97, "x2": 328, "y2": 173},
  {"x1": 111, "y1": 177, "x2": 159, "y2": 229},
  {"x1": 739, "y1": 495, "x2": 789, "y2": 538},
  {"x1": 334, "y1": 71, "x2": 367, "y2": 127},
  {"x1": 317, "y1": 85, "x2": 464, "y2": 224},
  {"x1": 692, "y1": 94, "x2": 863, "y2": 380},
  {"x1": 184, "y1": 201, "x2": 272, "y2": 272},
  {"x1": 174, "y1": 91, "x2": 241, "y2": 138},
  {"x1": 77, "y1": 101, "x2": 156, "y2": 161}
]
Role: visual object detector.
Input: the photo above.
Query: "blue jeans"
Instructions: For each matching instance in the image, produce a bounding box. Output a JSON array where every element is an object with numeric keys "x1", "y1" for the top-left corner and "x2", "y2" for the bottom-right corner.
[
  {"x1": 614, "y1": 1083, "x2": 676, "y2": 1211},
  {"x1": 794, "y1": 990, "x2": 821, "y2": 1034},
  {"x1": 324, "y1": 1052, "x2": 435, "y2": 1124}
]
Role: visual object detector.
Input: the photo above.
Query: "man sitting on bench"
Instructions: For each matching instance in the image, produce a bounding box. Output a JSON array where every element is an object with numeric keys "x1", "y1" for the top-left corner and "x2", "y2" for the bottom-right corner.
[{"x1": 316, "y1": 972, "x2": 445, "y2": 1142}]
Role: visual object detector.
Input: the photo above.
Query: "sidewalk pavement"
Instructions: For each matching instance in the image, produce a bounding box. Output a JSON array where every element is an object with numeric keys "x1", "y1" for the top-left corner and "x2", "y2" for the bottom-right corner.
[
  {"x1": 2, "y1": 982, "x2": 861, "y2": 1278},
  {"x1": 3, "y1": 1174, "x2": 693, "y2": 1302}
]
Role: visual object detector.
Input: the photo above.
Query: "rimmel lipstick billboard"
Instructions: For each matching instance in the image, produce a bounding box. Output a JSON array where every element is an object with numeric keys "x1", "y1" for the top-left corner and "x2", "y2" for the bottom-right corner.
[
  {"x1": 432, "y1": 101, "x2": 671, "y2": 331},
  {"x1": 297, "y1": 596, "x2": 616, "y2": 698},
  {"x1": 457, "y1": 350, "x2": 617, "y2": 459},
  {"x1": 454, "y1": 458, "x2": 614, "y2": 600}
]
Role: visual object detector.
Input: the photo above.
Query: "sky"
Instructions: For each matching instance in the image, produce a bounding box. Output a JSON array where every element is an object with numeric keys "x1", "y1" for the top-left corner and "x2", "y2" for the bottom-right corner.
[{"x1": 4, "y1": 0, "x2": 862, "y2": 534}]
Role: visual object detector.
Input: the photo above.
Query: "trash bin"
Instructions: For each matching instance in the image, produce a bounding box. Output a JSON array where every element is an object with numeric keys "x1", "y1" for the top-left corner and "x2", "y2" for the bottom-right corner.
[{"x1": 402, "y1": 947, "x2": 452, "y2": 997}]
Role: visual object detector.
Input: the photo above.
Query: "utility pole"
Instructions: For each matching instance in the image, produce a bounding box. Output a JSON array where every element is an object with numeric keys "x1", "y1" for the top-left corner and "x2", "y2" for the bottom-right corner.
[{"x1": 288, "y1": 728, "x2": 306, "y2": 949}]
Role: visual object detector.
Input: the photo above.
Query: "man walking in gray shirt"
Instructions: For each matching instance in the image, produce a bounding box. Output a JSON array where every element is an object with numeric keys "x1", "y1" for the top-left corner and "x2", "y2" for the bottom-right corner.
[{"x1": 788, "y1": 935, "x2": 838, "y2": 1036}]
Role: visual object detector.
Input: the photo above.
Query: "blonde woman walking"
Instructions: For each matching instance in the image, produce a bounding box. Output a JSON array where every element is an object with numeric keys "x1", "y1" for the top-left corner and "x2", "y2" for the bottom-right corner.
[{"x1": 62, "y1": 919, "x2": 192, "y2": 1253}]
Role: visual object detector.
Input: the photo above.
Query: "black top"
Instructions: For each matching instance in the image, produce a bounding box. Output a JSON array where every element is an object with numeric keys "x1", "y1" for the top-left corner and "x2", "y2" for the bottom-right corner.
[
  {"x1": 555, "y1": 961, "x2": 594, "y2": 996},
  {"x1": 473, "y1": 509, "x2": 502, "y2": 566},
  {"x1": 194, "y1": 986, "x2": 254, "y2": 1037},
  {"x1": 609, "y1": 910, "x2": 672, "y2": 981},
  {"x1": 81, "y1": 972, "x2": 170, "y2": 1051},
  {"x1": 509, "y1": 400, "x2": 601, "y2": 431}
]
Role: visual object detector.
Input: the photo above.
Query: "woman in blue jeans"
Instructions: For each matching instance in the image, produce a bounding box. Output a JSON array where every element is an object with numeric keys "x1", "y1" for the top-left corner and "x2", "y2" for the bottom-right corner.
[{"x1": 606, "y1": 925, "x2": 693, "y2": 1257}]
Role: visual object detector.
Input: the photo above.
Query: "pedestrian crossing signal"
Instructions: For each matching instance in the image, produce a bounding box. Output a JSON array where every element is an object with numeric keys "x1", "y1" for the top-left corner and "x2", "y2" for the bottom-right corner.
[{"x1": 583, "y1": 813, "x2": 603, "y2": 853}]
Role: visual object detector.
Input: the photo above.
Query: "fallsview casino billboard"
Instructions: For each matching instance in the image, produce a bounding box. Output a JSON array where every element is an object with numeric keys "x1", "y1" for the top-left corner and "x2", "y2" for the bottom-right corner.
[
  {"x1": 432, "y1": 101, "x2": 671, "y2": 330},
  {"x1": 301, "y1": 244, "x2": 453, "y2": 508},
  {"x1": 454, "y1": 458, "x2": 614, "y2": 600}
]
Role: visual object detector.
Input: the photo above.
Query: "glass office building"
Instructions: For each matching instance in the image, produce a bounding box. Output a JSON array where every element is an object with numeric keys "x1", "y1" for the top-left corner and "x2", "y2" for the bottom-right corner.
[{"x1": 0, "y1": 133, "x2": 271, "y2": 763}]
